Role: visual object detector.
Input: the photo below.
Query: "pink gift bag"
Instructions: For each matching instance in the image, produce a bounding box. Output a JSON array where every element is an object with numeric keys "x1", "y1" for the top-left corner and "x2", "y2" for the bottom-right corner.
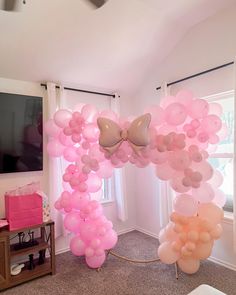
[{"x1": 5, "y1": 193, "x2": 43, "y2": 231}]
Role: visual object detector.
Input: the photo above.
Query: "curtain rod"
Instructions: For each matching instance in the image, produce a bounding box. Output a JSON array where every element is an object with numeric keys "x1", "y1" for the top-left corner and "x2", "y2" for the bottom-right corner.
[
  {"x1": 40, "y1": 83, "x2": 116, "y2": 98},
  {"x1": 156, "y1": 61, "x2": 234, "y2": 90}
]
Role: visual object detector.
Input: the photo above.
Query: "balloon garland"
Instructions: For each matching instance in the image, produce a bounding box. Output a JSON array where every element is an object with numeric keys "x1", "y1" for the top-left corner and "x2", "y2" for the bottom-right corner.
[{"x1": 45, "y1": 90, "x2": 226, "y2": 273}]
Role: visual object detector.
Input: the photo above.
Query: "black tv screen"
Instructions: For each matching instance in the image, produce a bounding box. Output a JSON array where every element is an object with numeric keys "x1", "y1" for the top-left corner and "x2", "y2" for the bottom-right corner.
[{"x1": 0, "y1": 92, "x2": 43, "y2": 173}]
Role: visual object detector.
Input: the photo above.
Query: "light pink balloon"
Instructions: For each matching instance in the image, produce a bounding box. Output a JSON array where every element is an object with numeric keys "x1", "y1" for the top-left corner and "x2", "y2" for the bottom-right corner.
[
  {"x1": 160, "y1": 95, "x2": 176, "y2": 108},
  {"x1": 70, "y1": 236, "x2": 86, "y2": 256},
  {"x1": 86, "y1": 252, "x2": 106, "y2": 268},
  {"x1": 59, "y1": 131, "x2": 74, "y2": 146},
  {"x1": 188, "y1": 99, "x2": 209, "y2": 119},
  {"x1": 80, "y1": 220, "x2": 97, "y2": 240},
  {"x1": 64, "y1": 212, "x2": 82, "y2": 233},
  {"x1": 170, "y1": 173, "x2": 191, "y2": 193},
  {"x1": 86, "y1": 174, "x2": 102, "y2": 193},
  {"x1": 47, "y1": 139, "x2": 65, "y2": 157},
  {"x1": 54, "y1": 109, "x2": 72, "y2": 128},
  {"x1": 99, "y1": 110, "x2": 119, "y2": 122},
  {"x1": 192, "y1": 182, "x2": 214, "y2": 203},
  {"x1": 155, "y1": 163, "x2": 175, "y2": 180},
  {"x1": 82, "y1": 123, "x2": 99, "y2": 142},
  {"x1": 100, "y1": 229, "x2": 118, "y2": 250},
  {"x1": 97, "y1": 161, "x2": 114, "y2": 178},
  {"x1": 89, "y1": 144, "x2": 105, "y2": 162},
  {"x1": 45, "y1": 119, "x2": 61, "y2": 137},
  {"x1": 201, "y1": 115, "x2": 222, "y2": 134},
  {"x1": 150, "y1": 149, "x2": 168, "y2": 165},
  {"x1": 175, "y1": 90, "x2": 193, "y2": 106},
  {"x1": 165, "y1": 103, "x2": 187, "y2": 126},
  {"x1": 191, "y1": 160, "x2": 213, "y2": 182},
  {"x1": 158, "y1": 242, "x2": 180, "y2": 264},
  {"x1": 71, "y1": 191, "x2": 90, "y2": 210},
  {"x1": 208, "y1": 170, "x2": 223, "y2": 187},
  {"x1": 212, "y1": 189, "x2": 226, "y2": 208},
  {"x1": 174, "y1": 194, "x2": 198, "y2": 217},
  {"x1": 81, "y1": 104, "x2": 98, "y2": 122},
  {"x1": 168, "y1": 151, "x2": 191, "y2": 171},
  {"x1": 63, "y1": 147, "x2": 78, "y2": 162}
]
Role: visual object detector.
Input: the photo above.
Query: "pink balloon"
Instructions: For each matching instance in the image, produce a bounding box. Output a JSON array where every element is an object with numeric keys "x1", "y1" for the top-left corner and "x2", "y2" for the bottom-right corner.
[
  {"x1": 81, "y1": 104, "x2": 98, "y2": 122},
  {"x1": 150, "y1": 149, "x2": 168, "y2": 165},
  {"x1": 70, "y1": 236, "x2": 86, "y2": 256},
  {"x1": 155, "y1": 163, "x2": 175, "y2": 180},
  {"x1": 160, "y1": 95, "x2": 176, "y2": 108},
  {"x1": 165, "y1": 103, "x2": 187, "y2": 125},
  {"x1": 212, "y1": 189, "x2": 226, "y2": 208},
  {"x1": 45, "y1": 119, "x2": 61, "y2": 137},
  {"x1": 192, "y1": 182, "x2": 214, "y2": 203},
  {"x1": 80, "y1": 220, "x2": 97, "y2": 241},
  {"x1": 100, "y1": 229, "x2": 118, "y2": 250},
  {"x1": 158, "y1": 242, "x2": 180, "y2": 264},
  {"x1": 86, "y1": 252, "x2": 106, "y2": 268},
  {"x1": 168, "y1": 151, "x2": 191, "y2": 171},
  {"x1": 188, "y1": 99, "x2": 209, "y2": 119},
  {"x1": 170, "y1": 173, "x2": 191, "y2": 193},
  {"x1": 209, "y1": 102, "x2": 223, "y2": 116},
  {"x1": 86, "y1": 174, "x2": 102, "y2": 193},
  {"x1": 47, "y1": 139, "x2": 65, "y2": 157},
  {"x1": 191, "y1": 160, "x2": 213, "y2": 182},
  {"x1": 174, "y1": 194, "x2": 198, "y2": 217},
  {"x1": 63, "y1": 147, "x2": 78, "y2": 162},
  {"x1": 208, "y1": 170, "x2": 223, "y2": 187},
  {"x1": 99, "y1": 110, "x2": 119, "y2": 122},
  {"x1": 64, "y1": 212, "x2": 82, "y2": 233},
  {"x1": 97, "y1": 161, "x2": 114, "y2": 178},
  {"x1": 89, "y1": 144, "x2": 105, "y2": 162},
  {"x1": 59, "y1": 131, "x2": 74, "y2": 146},
  {"x1": 82, "y1": 123, "x2": 99, "y2": 142},
  {"x1": 175, "y1": 90, "x2": 193, "y2": 106},
  {"x1": 71, "y1": 191, "x2": 90, "y2": 210},
  {"x1": 54, "y1": 109, "x2": 72, "y2": 128},
  {"x1": 201, "y1": 115, "x2": 222, "y2": 134}
]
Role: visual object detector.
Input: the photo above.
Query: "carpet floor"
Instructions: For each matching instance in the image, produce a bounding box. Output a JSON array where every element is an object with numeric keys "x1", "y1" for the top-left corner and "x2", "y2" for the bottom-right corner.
[{"x1": 2, "y1": 230, "x2": 236, "y2": 295}]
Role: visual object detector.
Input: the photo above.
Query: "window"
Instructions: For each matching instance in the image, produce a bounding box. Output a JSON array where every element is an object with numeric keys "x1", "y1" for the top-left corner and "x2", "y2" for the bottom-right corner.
[
  {"x1": 101, "y1": 179, "x2": 113, "y2": 203},
  {"x1": 204, "y1": 91, "x2": 234, "y2": 213}
]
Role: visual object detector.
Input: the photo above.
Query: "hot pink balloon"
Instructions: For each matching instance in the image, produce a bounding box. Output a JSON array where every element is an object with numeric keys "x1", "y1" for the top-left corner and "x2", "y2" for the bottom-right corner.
[
  {"x1": 86, "y1": 252, "x2": 106, "y2": 268},
  {"x1": 54, "y1": 109, "x2": 72, "y2": 128}
]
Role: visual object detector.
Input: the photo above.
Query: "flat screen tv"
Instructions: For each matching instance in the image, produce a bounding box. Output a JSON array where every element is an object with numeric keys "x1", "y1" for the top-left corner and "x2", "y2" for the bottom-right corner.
[{"x1": 0, "y1": 92, "x2": 43, "y2": 173}]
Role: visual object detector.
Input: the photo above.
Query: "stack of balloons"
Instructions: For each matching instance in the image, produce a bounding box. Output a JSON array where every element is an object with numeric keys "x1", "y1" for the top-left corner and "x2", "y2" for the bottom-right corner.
[{"x1": 45, "y1": 90, "x2": 227, "y2": 273}]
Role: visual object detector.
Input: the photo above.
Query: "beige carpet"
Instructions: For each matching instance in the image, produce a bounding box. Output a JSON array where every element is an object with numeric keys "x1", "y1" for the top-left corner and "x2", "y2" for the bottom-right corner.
[{"x1": 2, "y1": 231, "x2": 236, "y2": 295}]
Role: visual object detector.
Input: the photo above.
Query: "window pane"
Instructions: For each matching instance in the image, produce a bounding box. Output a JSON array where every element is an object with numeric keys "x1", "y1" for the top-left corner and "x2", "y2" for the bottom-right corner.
[{"x1": 208, "y1": 157, "x2": 233, "y2": 213}]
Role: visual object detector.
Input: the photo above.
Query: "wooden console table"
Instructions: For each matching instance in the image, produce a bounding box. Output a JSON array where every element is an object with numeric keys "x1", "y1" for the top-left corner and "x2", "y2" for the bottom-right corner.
[{"x1": 0, "y1": 221, "x2": 55, "y2": 291}]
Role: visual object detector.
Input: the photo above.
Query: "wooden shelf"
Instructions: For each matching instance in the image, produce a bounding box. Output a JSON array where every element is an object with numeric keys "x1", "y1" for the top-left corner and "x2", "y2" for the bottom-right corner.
[
  {"x1": 9, "y1": 258, "x2": 51, "y2": 287},
  {"x1": 0, "y1": 221, "x2": 55, "y2": 291},
  {"x1": 10, "y1": 238, "x2": 49, "y2": 258}
]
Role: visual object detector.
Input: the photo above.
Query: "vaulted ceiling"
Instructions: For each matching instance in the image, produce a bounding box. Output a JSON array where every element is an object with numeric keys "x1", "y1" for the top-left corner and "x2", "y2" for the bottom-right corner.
[{"x1": 0, "y1": 0, "x2": 234, "y2": 95}]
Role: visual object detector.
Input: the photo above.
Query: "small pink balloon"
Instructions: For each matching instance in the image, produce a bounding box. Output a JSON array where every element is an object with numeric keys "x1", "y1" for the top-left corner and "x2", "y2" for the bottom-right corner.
[
  {"x1": 174, "y1": 194, "x2": 198, "y2": 217},
  {"x1": 45, "y1": 119, "x2": 61, "y2": 137},
  {"x1": 54, "y1": 109, "x2": 72, "y2": 128},
  {"x1": 86, "y1": 252, "x2": 106, "y2": 268},
  {"x1": 47, "y1": 139, "x2": 65, "y2": 157}
]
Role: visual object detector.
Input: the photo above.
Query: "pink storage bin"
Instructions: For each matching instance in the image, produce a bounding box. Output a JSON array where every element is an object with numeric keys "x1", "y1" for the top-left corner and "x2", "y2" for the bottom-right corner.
[{"x1": 5, "y1": 193, "x2": 43, "y2": 231}]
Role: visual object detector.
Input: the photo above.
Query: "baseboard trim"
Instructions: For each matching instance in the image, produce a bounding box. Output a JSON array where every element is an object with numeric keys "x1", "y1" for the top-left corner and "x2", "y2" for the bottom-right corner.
[
  {"x1": 208, "y1": 256, "x2": 236, "y2": 271},
  {"x1": 134, "y1": 226, "x2": 159, "y2": 240}
]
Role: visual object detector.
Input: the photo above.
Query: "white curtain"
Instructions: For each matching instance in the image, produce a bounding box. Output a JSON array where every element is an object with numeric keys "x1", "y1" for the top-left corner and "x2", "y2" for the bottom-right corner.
[
  {"x1": 158, "y1": 83, "x2": 173, "y2": 229},
  {"x1": 111, "y1": 94, "x2": 128, "y2": 221},
  {"x1": 46, "y1": 82, "x2": 66, "y2": 238},
  {"x1": 233, "y1": 57, "x2": 236, "y2": 252}
]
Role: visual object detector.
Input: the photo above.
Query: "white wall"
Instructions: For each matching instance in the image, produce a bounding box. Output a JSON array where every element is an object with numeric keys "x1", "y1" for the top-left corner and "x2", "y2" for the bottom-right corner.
[
  {"x1": 130, "y1": 4, "x2": 236, "y2": 268},
  {"x1": 0, "y1": 77, "x2": 136, "y2": 254}
]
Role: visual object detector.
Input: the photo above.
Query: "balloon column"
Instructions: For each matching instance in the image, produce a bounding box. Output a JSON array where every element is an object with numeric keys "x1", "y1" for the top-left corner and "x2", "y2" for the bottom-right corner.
[{"x1": 45, "y1": 90, "x2": 226, "y2": 273}]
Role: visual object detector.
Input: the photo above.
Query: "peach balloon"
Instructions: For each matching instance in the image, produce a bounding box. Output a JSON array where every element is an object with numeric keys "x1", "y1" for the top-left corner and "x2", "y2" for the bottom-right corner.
[
  {"x1": 210, "y1": 224, "x2": 223, "y2": 239},
  {"x1": 177, "y1": 258, "x2": 200, "y2": 274},
  {"x1": 193, "y1": 241, "x2": 213, "y2": 259},
  {"x1": 158, "y1": 242, "x2": 180, "y2": 264},
  {"x1": 198, "y1": 203, "x2": 224, "y2": 225}
]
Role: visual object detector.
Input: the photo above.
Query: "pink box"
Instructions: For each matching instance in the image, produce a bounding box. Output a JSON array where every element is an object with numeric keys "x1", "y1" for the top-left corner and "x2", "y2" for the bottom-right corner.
[{"x1": 5, "y1": 193, "x2": 43, "y2": 231}]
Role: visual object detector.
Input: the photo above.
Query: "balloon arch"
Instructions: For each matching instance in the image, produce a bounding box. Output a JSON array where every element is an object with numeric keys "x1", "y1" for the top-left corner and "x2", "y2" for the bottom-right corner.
[{"x1": 45, "y1": 90, "x2": 226, "y2": 274}]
